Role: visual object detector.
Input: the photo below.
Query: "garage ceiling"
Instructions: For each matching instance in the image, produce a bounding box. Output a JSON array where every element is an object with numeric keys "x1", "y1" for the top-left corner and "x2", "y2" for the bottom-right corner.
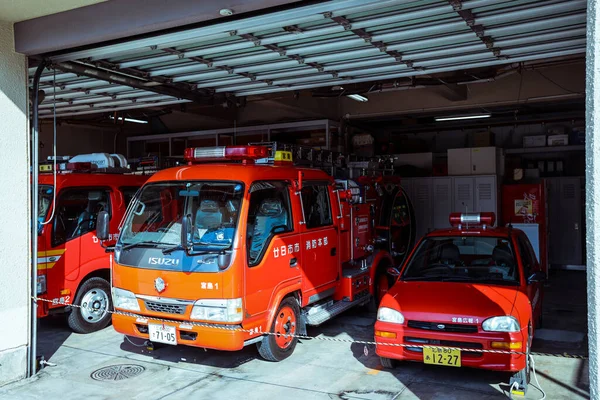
[{"x1": 30, "y1": 0, "x2": 586, "y2": 119}]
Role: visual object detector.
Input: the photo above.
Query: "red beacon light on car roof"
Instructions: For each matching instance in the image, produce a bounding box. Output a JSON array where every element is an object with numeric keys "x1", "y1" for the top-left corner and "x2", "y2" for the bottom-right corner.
[
  {"x1": 449, "y1": 212, "x2": 496, "y2": 230},
  {"x1": 184, "y1": 145, "x2": 269, "y2": 163}
]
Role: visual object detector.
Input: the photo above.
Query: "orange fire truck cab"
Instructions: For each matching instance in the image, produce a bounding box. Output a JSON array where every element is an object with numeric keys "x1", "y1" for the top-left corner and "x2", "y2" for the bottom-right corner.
[
  {"x1": 101, "y1": 145, "x2": 414, "y2": 361},
  {"x1": 37, "y1": 155, "x2": 148, "y2": 333}
]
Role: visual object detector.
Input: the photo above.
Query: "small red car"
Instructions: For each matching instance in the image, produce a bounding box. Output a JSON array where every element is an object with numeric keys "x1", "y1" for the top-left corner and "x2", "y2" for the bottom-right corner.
[{"x1": 375, "y1": 213, "x2": 544, "y2": 384}]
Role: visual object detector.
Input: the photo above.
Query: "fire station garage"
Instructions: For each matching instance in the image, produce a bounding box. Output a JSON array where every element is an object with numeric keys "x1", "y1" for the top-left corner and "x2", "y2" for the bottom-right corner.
[{"x1": 0, "y1": 1, "x2": 598, "y2": 399}]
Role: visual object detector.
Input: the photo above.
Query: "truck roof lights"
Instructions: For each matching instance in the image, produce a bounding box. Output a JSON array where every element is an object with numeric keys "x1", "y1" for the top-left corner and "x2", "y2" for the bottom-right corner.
[
  {"x1": 449, "y1": 212, "x2": 496, "y2": 229},
  {"x1": 184, "y1": 145, "x2": 269, "y2": 163}
]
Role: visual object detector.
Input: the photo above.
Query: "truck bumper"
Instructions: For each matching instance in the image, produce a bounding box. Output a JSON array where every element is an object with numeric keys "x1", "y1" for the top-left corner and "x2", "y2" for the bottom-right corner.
[{"x1": 113, "y1": 313, "x2": 248, "y2": 351}]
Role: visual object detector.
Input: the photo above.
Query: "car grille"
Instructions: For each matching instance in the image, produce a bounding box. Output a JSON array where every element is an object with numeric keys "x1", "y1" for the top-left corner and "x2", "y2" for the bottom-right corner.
[
  {"x1": 145, "y1": 301, "x2": 187, "y2": 315},
  {"x1": 407, "y1": 320, "x2": 478, "y2": 333},
  {"x1": 404, "y1": 336, "x2": 483, "y2": 357}
]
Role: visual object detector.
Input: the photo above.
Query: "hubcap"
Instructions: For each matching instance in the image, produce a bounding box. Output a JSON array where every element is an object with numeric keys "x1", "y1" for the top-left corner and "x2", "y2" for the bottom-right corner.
[
  {"x1": 274, "y1": 306, "x2": 296, "y2": 349},
  {"x1": 80, "y1": 288, "x2": 109, "y2": 323}
]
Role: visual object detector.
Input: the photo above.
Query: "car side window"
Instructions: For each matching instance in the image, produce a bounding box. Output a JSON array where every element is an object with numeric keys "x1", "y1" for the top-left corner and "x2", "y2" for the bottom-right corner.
[
  {"x1": 53, "y1": 188, "x2": 111, "y2": 246},
  {"x1": 517, "y1": 235, "x2": 534, "y2": 279},
  {"x1": 300, "y1": 182, "x2": 332, "y2": 229},
  {"x1": 246, "y1": 181, "x2": 293, "y2": 266}
]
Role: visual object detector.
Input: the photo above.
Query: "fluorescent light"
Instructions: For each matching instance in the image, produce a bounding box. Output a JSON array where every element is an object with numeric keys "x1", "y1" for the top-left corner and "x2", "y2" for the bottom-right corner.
[
  {"x1": 347, "y1": 94, "x2": 369, "y2": 102},
  {"x1": 435, "y1": 114, "x2": 491, "y2": 122},
  {"x1": 109, "y1": 116, "x2": 148, "y2": 124}
]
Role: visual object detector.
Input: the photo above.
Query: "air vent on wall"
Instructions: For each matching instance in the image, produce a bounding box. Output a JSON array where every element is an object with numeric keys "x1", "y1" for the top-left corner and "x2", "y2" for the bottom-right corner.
[
  {"x1": 478, "y1": 184, "x2": 492, "y2": 200},
  {"x1": 457, "y1": 184, "x2": 470, "y2": 200}
]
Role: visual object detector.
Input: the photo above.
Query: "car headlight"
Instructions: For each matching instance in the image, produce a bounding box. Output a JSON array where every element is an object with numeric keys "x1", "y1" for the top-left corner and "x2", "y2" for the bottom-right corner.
[
  {"x1": 190, "y1": 298, "x2": 242, "y2": 323},
  {"x1": 482, "y1": 316, "x2": 520, "y2": 332},
  {"x1": 377, "y1": 307, "x2": 405, "y2": 324},
  {"x1": 112, "y1": 287, "x2": 140, "y2": 312},
  {"x1": 37, "y1": 275, "x2": 47, "y2": 295}
]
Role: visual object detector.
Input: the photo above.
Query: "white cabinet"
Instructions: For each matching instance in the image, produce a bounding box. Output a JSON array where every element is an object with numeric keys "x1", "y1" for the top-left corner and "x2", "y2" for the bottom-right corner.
[
  {"x1": 448, "y1": 147, "x2": 504, "y2": 176},
  {"x1": 402, "y1": 175, "x2": 499, "y2": 234}
]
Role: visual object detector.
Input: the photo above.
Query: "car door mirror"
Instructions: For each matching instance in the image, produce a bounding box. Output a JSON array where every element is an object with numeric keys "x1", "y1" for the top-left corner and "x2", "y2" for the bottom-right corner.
[
  {"x1": 527, "y1": 271, "x2": 546, "y2": 285},
  {"x1": 181, "y1": 214, "x2": 192, "y2": 253},
  {"x1": 96, "y1": 211, "x2": 110, "y2": 241},
  {"x1": 387, "y1": 267, "x2": 401, "y2": 277}
]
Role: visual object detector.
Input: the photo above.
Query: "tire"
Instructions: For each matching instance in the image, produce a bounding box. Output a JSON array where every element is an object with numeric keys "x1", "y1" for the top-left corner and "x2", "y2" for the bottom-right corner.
[
  {"x1": 257, "y1": 297, "x2": 300, "y2": 362},
  {"x1": 367, "y1": 266, "x2": 393, "y2": 313},
  {"x1": 67, "y1": 277, "x2": 112, "y2": 334},
  {"x1": 380, "y1": 356, "x2": 396, "y2": 369}
]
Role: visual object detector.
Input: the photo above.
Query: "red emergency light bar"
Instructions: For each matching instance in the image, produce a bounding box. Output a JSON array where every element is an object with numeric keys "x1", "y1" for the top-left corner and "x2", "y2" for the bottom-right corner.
[
  {"x1": 184, "y1": 145, "x2": 269, "y2": 163},
  {"x1": 449, "y1": 212, "x2": 496, "y2": 228}
]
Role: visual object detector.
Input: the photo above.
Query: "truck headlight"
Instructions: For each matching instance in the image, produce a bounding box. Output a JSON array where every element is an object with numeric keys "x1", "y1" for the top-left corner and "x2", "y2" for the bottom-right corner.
[
  {"x1": 482, "y1": 316, "x2": 520, "y2": 332},
  {"x1": 37, "y1": 275, "x2": 47, "y2": 295},
  {"x1": 112, "y1": 287, "x2": 140, "y2": 312},
  {"x1": 377, "y1": 307, "x2": 405, "y2": 324},
  {"x1": 190, "y1": 298, "x2": 243, "y2": 323}
]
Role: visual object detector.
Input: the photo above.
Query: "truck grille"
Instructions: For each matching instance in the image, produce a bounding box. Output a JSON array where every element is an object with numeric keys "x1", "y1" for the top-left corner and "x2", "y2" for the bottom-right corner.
[
  {"x1": 145, "y1": 301, "x2": 187, "y2": 315},
  {"x1": 407, "y1": 320, "x2": 478, "y2": 333}
]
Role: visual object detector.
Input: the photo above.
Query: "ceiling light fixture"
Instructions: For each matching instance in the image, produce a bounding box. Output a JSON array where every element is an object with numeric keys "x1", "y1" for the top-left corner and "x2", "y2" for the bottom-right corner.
[
  {"x1": 435, "y1": 114, "x2": 491, "y2": 122},
  {"x1": 219, "y1": 8, "x2": 234, "y2": 16},
  {"x1": 109, "y1": 116, "x2": 148, "y2": 124},
  {"x1": 347, "y1": 94, "x2": 369, "y2": 102}
]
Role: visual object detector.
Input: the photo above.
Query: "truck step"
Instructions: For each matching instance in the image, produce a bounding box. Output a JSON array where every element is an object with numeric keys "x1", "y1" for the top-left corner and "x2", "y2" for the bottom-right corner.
[{"x1": 305, "y1": 296, "x2": 369, "y2": 326}]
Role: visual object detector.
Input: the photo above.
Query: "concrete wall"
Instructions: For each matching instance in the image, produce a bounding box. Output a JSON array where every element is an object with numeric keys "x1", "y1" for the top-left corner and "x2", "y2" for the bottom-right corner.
[
  {"x1": 38, "y1": 122, "x2": 121, "y2": 159},
  {"x1": 0, "y1": 21, "x2": 30, "y2": 385}
]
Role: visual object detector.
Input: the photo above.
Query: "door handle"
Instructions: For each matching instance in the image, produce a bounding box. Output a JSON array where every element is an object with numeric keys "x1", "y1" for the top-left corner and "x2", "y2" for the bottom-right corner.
[
  {"x1": 331, "y1": 247, "x2": 337, "y2": 256},
  {"x1": 289, "y1": 257, "x2": 297, "y2": 267}
]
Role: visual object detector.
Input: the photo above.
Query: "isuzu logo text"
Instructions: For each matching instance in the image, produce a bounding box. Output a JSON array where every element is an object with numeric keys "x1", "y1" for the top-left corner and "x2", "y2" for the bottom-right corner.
[{"x1": 148, "y1": 257, "x2": 180, "y2": 266}]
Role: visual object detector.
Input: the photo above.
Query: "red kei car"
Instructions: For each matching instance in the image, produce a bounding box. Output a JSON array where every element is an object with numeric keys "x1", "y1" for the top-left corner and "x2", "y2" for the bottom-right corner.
[{"x1": 375, "y1": 213, "x2": 545, "y2": 385}]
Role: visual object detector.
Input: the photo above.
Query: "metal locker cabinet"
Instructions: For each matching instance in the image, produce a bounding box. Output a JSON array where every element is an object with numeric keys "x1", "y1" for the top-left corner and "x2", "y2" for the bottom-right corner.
[
  {"x1": 432, "y1": 177, "x2": 452, "y2": 230},
  {"x1": 474, "y1": 175, "x2": 497, "y2": 215},
  {"x1": 558, "y1": 178, "x2": 583, "y2": 267},
  {"x1": 413, "y1": 178, "x2": 433, "y2": 239},
  {"x1": 452, "y1": 177, "x2": 475, "y2": 214},
  {"x1": 470, "y1": 147, "x2": 497, "y2": 175}
]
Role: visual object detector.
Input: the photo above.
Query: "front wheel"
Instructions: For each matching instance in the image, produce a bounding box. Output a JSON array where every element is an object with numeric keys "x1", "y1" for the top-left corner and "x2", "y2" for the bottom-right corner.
[
  {"x1": 257, "y1": 297, "x2": 300, "y2": 362},
  {"x1": 67, "y1": 277, "x2": 112, "y2": 334},
  {"x1": 380, "y1": 356, "x2": 397, "y2": 369}
]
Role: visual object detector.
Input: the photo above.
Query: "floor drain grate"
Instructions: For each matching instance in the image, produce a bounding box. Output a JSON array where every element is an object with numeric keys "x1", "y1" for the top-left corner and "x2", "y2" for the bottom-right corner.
[{"x1": 91, "y1": 364, "x2": 146, "y2": 381}]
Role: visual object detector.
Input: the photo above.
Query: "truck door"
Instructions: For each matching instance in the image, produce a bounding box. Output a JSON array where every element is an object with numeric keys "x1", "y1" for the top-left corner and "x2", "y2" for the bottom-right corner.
[
  {"x1": 517, "y1": 233, "x2": 543, "y2": 325},
  {"x1": 245, "y1": 181, "x2": 302, "y2": 319},
  {"x1": 36, "y1": 185, "x2": 54, "y2": 309},
  {"x1": 300, "y1": 181, "x2": 339, "y2": 301}
]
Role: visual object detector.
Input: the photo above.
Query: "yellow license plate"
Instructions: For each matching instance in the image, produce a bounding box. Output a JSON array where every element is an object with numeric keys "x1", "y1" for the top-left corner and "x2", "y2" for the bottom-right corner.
[{"x1": 423, "y1": 347, "x2": 461, "y2": 367}]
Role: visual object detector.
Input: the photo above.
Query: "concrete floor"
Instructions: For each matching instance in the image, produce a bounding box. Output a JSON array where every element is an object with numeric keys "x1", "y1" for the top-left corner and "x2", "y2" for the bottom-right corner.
[{"x1": 0, "y1": 271, "x2": 590, "y2": 400}]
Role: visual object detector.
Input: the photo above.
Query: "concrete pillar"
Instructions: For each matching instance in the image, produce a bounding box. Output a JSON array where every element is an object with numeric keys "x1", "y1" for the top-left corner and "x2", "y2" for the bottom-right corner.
[{"x1": 0, "y1": 21, "x2": 30, "y2": 385}]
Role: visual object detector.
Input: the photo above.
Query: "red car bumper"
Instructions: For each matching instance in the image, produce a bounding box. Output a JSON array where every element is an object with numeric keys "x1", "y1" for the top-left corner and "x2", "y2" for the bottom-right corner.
[{"x1": 374, "y1": 321, "x2": 528, "y2": 372}]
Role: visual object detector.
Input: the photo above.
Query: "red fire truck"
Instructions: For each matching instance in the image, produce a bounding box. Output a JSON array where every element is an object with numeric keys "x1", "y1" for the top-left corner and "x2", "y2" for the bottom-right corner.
[
  {"x1": 97, "y1": 144, "x2": 414, "y2": 360},
  {"x1": 37, "y1": 154, "x2": 148, "y2": 333}
]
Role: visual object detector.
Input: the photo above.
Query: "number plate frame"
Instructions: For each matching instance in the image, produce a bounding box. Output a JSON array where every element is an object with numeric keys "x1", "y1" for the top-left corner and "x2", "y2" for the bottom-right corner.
[
  {"x1": 423, "y1": 347, "x2": 461, "y2": 367},
  {"x1": 148, "y1": 323, "x2": 177, "y2": 345}
]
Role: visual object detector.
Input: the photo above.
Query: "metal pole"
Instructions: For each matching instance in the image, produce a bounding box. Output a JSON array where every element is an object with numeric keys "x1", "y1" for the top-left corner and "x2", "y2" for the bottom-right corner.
[{"x1": 30, "y1": 60, "x2": 47, "y2": 377}]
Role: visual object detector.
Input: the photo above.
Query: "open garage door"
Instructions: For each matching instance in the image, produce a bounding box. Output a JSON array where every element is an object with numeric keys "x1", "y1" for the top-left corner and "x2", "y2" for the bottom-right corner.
[{"x1": 29, "y1": 0, "x2": 586, "y2": 119}]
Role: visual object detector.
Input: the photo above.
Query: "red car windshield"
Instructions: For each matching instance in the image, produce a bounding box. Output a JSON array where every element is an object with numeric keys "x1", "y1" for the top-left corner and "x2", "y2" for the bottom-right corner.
[{"x1": 401, "y1": 236, "x2": 520, "y2": 286}]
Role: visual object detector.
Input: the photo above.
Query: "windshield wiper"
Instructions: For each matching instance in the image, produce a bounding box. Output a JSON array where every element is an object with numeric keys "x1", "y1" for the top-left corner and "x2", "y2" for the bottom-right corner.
[
  {"x1": 162, "y1": 244, "x2": 226, "y2": 255},
  {"x1": 120, "y1": 241, "x2": 163, "y2": 251}
]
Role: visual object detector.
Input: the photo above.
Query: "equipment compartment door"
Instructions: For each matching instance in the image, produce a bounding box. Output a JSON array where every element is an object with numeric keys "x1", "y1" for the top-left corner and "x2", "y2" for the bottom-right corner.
[{"x1": 300, "y1": 182, "x2": 339, "y2": 301}]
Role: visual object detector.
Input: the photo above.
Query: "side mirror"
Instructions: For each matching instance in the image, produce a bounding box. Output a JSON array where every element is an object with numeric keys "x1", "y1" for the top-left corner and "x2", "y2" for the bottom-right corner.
[
  {"x1": 181, "y1": 214, "x2": 192, "y2": 253},
  {"x1": 527, "y1": 271, "x2": 546, "y2": 285},
  {"x1": 96, "y1": 211, "x2": 110, "y2": 241},
  {"x1": 387, "y1": 267, "x2": 401, "y2": 277}
]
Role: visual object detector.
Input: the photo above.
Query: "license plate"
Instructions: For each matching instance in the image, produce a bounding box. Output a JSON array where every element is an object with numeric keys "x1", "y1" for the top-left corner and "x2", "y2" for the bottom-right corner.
[
  {"x1": 423, "y1": 347, "x2": 461, "y2": 367},
  {"x1": 148, "y1": 324, "x2": 177, "y2": 345}
]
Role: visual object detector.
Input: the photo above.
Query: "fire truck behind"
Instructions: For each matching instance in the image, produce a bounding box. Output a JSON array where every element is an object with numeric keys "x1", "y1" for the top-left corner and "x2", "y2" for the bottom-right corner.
[
  {"x1": 99, "y1": 145, "x2": 414, "y2": 360},
  {"x1": 37, "y1": 153, "x2": 148, "y2": 333}
]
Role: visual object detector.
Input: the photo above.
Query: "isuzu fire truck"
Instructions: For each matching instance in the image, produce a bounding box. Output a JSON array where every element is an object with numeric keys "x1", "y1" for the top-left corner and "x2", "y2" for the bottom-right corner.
[
  {"x1": 375, "y1": 212, "x2": 545, "y2": 393},
  {"x1": 97, "y1": 144, "x2": 415, "y2": 361},
  {"x1": 37, "y1": 154, "x2": 148, "y2": 333}
]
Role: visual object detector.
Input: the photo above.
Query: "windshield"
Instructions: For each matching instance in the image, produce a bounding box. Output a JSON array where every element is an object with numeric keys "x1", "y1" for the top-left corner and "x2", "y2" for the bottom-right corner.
[
  {"x1": 401, "y1": 236, "x2": 519, "y2": 286},
  {"x1": 119, "y1": 181, "x2": 244, "y2": 250}
]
